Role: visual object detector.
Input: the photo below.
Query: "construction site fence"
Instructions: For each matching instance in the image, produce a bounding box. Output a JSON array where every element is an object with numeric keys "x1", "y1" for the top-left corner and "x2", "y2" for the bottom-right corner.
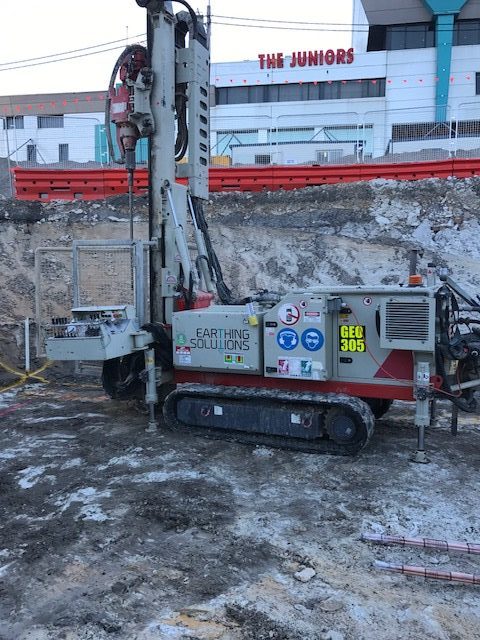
[
  {"x1": 3, "y1": 103, "x2": 480, "y2": 182},
  {"x1": 12, "y1": 158, "x2": 480, "y2": 201}
]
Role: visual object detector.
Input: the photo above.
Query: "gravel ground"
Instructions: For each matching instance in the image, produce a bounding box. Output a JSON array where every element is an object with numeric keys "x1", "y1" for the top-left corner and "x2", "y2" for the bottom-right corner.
[{"x1": 0, "y1": 381, "x2": 479, "y2": 640}]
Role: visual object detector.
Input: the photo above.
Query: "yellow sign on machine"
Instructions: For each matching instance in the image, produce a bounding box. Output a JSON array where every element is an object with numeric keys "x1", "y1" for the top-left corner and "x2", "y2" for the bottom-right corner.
[{"x1": 339, "y1": 325, "x2": 366, "y2": 352}]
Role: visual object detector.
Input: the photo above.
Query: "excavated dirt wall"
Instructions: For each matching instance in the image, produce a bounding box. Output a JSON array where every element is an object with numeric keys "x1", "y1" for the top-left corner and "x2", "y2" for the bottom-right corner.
[{"x1": 1, "y1": 176, "x2": 480, "y2": 370}]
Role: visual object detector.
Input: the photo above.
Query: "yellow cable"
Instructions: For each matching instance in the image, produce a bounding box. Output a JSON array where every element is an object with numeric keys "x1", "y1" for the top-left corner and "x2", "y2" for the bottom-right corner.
[
  {"x1": 0, "y1": 360, "x2": 23, "y2": 377},
  {"x1": 0, "y1": 359, "x2": 52, "y2": 394},
  {"x1": 0, "y1": 378, "x2": 28, "y2": 393}
]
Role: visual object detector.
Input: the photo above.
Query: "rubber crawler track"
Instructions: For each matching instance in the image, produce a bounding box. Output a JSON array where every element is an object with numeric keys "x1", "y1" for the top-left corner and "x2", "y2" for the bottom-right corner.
[{"x1": 163, "y1": 384, "x2": 375, "y2": 455}]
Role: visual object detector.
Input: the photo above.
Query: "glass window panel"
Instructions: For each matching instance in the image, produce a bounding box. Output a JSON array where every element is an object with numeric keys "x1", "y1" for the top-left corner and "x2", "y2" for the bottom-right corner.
[
  {"x1": 455, "y1": 20, "x2": 480, "y2": 46},
  {"x1": 307, "y1": 83, "x2": 320, "y2": 100},
  {"x1": 405, "y1": 24, "x2": 427, "y2": 49},
  {"x1": 216, "y1": 88, "x2": 228, "y2": 105},
  {"x1": 278, "y1": 84, "x2": 303, "y2": 101},
  {"x1": 339, "y1": 80, "x2": 363, "y2": 99},
  {"x1": 386, "y1": 26, "x2": 406, "y2": 50},
  {"x1": 248, "y1": 85, "x2": 265, "y2": 103},
  {"x1": 227, "y1": 87, "x2": 248, "y2": 104},
  {"x1": 37, "y1": 115, "x2": 64, "y2": 128},
  {"x1": 324, "y1": 82, "x2": 339, "y2": 100},
  {"x1": 266, "y1": 85, "x2": 279, "y2": 102}
]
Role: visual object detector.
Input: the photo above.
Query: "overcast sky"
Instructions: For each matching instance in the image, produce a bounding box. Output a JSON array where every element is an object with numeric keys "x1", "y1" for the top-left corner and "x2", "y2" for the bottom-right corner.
[{"x1": 1, "y1": 0, "x2": 354, "y2": 96}]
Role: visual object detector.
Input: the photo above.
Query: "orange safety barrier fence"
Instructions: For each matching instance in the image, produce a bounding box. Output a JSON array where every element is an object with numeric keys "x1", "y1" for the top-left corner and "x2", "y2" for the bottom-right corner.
[{"x1": 12, "y1": 159, "x2": 480, "y2": 201}]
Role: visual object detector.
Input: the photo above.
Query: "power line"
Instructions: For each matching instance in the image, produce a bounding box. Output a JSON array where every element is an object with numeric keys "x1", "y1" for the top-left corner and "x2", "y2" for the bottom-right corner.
[
  {"x1": 211, "y1": 15, "x2": 480, "y2": 34},
  {"x1": 0, "y1": 34, "x2": 146, "y2": 67},
  {"x1": 212, "y1": 20, "x2": 362, "y2": 33},
  {"x1": 0, "y1": 41, "x2": 147, "y2": 73},
  {"x1": 212, "y1": 14, "x2": 355, "y2": 27}
]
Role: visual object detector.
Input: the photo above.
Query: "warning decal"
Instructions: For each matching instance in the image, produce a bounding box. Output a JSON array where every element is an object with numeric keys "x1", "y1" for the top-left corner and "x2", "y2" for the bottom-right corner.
[
  {"x1": 277, "y1": 328, "x2": 299, "y2": 351},
  {"x1": 176, "y1": 345, "x2": 192, "y2": 365},
  {"x1": 277, "y1": 357, "x2": 313, "y2": 378},
  {"x1": 304, "y1": 311, "x2": 321, "y2": 323},
  {"x1": 301, "y1": 328, "x2": 324, "y2": 352},
  {"x1": 278, "y1": 303, "x2": 300, "y2": 326}
]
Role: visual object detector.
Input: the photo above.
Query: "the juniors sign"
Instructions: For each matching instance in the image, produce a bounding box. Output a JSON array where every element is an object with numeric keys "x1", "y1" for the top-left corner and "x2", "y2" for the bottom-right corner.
[{"x1": 258, "y1": 48, "x2": 354, "y2": 69}]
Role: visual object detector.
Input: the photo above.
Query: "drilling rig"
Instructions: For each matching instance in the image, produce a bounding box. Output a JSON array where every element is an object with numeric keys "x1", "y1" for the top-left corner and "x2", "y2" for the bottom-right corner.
[{"x1": 46, "y1": 0, "x2": 480, "y2": 461}]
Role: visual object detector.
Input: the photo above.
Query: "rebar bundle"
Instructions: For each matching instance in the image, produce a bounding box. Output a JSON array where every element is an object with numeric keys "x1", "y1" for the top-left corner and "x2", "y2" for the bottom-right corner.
[
  {"x1": 362, "y1": 533, "x2": 480, "y2": 555},
  {"x1": 375, "y1": 561, "x2": 480, "y2": 585}
]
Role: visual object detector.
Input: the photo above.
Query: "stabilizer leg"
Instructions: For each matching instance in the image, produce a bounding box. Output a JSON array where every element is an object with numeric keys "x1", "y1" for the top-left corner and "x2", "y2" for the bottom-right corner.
[{"x1": 412, "y1": 361, "x2": 431, "y2": 464}]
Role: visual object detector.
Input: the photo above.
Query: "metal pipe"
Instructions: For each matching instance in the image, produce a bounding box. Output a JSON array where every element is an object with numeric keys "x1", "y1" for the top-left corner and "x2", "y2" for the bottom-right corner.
[
  {"x1": 24, "y1": 318, "x2": 30, "y2": 373},
  {"x1": 409, "y1": 249, "x2": 419, "y2": 277},
  {"x1": 363, "y1": 533, "x2": 480, "y2": 555},
  {"x1": 374, "y1": 561, "x2": 480, "y2": 585},
  {"x1": 450, "y1": 378, "x2": 480, "y2": 392},
  {"x1": 166, "y1": 187, "x2": 194, "y2": 287},
  {"x1": 144, "y1": 348, "x2": 157, "y2": 432},
  {"x1": 451, "y1": 404, "x2": 458, "y2": 436}
]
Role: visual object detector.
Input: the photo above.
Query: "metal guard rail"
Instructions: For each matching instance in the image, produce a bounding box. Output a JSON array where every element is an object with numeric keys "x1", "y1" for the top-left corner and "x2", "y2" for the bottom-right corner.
[{"x1": 12, "y1": 159, "x2": 480, "y2": 201}]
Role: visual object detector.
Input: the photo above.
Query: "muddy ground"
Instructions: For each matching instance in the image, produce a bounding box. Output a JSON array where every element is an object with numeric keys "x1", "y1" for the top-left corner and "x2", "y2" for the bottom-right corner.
[{"x1": 0, "y1": 381, "x2": 479, "y2": 640}]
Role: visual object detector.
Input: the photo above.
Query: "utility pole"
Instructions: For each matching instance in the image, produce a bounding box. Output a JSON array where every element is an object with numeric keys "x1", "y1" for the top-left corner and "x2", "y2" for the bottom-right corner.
[{"x1": 207, "y1": 2, "x2": 211, "y2": 50}]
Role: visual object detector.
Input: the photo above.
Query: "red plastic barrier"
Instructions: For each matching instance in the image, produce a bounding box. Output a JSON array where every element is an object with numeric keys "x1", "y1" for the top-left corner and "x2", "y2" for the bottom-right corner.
[
  {"x1": 12, "y1": 158, "x2": 480, "y2": 201},
  {"x1": 102, "y1": 168, "x2": 148, "y2": 197},
  {"x1": 209, "y1": 166, "x2": 275, "y2": 192},
  {"x1": 14, "y1": 169, "x2": 108, "y2": 201}
]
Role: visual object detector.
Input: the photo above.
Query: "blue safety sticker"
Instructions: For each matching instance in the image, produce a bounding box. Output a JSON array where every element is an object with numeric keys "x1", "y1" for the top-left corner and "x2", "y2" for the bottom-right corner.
[
  {"x1": 301, "y1": 328, "x2": 324, "y2": 351},
  {"x1": 277, "y1": 328, "x2": 299, "y2": 351}
]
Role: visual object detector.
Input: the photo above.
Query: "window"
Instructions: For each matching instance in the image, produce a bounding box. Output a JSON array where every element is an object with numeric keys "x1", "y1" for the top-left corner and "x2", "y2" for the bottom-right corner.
[
  {"x1": 385, "y1": 23, "x2": 434, "y2": 51},
  {"x1": 454, "y1": 19, "x2": 480, "y2": 46},
  {"x1": 367, "y1": 25, "x2": 387, "y2": 52},
  {"x1": 214, "y1": 78, "x2": 385, "y2": 106},
  {"x1": 248, "y1": 85, "x2": 265, "y2": 103},
  {"x1": 255, "y1": 154, "x2": 271, "y2": 165},
  {"x1": 266, "y1": 85, "x2": 279, "y2": 102},
  {"x1": 3, "y1": 115, "x2": 24, "y2": 129},
  {"x1": 339, "y1": 80, "x2": 364, "y2": 100},
  {"x1": 37, "y1": 115, "x2": 64, "y2": 128},
  {"x1": 3, "y1": 116, "x2": 24, "y2": 129},
  {"x1": 307, "y1": 83, "x2": 320, "y2": 100},
  {"x1": 278, "y1": 84, "x2": 304, "y2": 101},
  {"x1": 27, "y1": 144, "x2": 37, "y2": 162},
  {"x1": 323, "y1": 82, "x2": 339, "y2": 100},
  {"x1": 59, "y1": 143, "x2": 69, "y2": 162}
]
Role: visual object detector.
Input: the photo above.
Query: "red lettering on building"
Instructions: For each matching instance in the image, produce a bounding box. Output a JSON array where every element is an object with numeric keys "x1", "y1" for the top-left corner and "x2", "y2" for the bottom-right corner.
[
  {"x1": 259, "y1": 48, "x2": 355, "y2": 69},
  {"x1": 259, "y1": 53, "x2": 284, "y2": 69},
  {"x1": 297, "y1": 51, "x2": 307, "y2": 67},
  {"x1": 325, "y1": 49, "x2": 335, "y2": 65}
]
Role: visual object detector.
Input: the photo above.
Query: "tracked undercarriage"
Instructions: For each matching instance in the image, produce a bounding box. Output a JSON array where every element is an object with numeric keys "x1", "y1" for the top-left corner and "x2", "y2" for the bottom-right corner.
[{"x1": 164, "y1": 384, "x2": 375, "y2": 455}]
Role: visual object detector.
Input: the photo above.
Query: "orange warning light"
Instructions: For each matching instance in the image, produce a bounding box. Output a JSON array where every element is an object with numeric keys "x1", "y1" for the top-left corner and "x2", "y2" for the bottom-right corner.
[{"x1": 408, "y1": 274, "x2": 423, "y2": 286}]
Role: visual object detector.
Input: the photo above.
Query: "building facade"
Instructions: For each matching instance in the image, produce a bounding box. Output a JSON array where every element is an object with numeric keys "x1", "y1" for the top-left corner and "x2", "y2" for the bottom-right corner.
[{"x1": 2, "y1": 0, "x2": 480, "y2": 167}]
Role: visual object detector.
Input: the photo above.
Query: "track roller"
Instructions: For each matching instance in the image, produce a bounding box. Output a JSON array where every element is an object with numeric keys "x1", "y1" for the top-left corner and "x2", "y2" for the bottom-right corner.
[{"x1": 163, "y1": 384, "x2": 375, "y2": 455}]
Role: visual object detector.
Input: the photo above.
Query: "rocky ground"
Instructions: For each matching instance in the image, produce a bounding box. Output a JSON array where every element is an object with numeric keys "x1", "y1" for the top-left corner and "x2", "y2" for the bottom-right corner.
[
  {"x1": 1, "y1": 178, "x2": 480, "y2": 638},
  {"x1": 0, "y1": 383, "x2": 479, "y2": 640}
]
